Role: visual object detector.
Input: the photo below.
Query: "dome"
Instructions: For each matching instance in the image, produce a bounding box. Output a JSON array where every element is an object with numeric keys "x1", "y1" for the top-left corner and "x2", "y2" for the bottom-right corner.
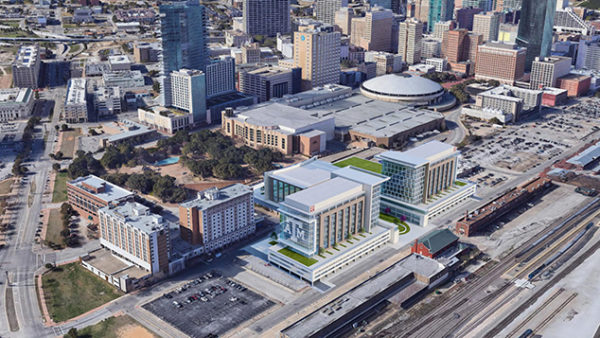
[{"x1": 360, "y1": 73, "x2": 445, "y2": 104}]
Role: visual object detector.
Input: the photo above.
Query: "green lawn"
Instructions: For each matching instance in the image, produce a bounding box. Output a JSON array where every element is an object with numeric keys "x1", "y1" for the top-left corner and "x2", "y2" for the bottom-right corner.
[
  {"x1": 52, "y1": 171, "x2": 69, "y2": 203},
  {"x1": 454, "y1": 180, "x2": 466, "y2": 187},
  {"x1": 278, "y1": 247, "x2": 318, "y2": 266},
  {"x1": 75, "y1": 315, "x2": 158, "y2": 338},
  {"x1": 42, "y1": 263, "x2": 122, "y2": 322},
  {"x1": 0, "y1": 21, "x2": 19, "y2": 28},
  {"x1": 44, "y1": 208, "x2": 65, "y2": 248},
  {"x1": 0, "y1": 178, "x2": 13, "y2": 195},
  {"x1": 580, "y1": 0, "x2": 600, "y2": 9},
  {"x1": 334, "y1": 157, "x2": 382, "y2": 173},
  {"x1": 69, "y1": 43, "x2": 82, "y2": 54},
  {"x1": 380, "y1": 213, "x2": 410, "y2": 233},
  {"x1": 269, "y1": 240, "x2": 278, "y2": 245}
]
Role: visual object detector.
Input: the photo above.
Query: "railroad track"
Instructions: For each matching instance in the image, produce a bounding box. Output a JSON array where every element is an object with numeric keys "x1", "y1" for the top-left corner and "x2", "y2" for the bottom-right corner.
[
  {"x1": 505, "y1": 288, "x2": 565, "y2": 338},
  {"x1": 381, "y1": 198, "x2": 600, "y2": 338},
  {"x1": 532, "y1": 292, "x2": 578, "y2": 334}
]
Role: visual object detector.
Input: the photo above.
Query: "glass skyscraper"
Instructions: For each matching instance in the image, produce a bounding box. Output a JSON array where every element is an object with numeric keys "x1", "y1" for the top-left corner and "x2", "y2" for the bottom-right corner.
[
  {"x1": 428, "y1": 0, "x2": 454, "y2": 32},
  {"x1": 159, "y1": 1, "x2": 209, "y2": 106},
  {"x1": 516, "y1": 0, "x2": 557, "y2": 71}
]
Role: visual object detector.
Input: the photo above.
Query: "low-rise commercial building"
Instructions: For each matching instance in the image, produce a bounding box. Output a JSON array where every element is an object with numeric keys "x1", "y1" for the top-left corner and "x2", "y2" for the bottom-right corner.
[
  {"x1": 100, "y1": 120, "x2": 158, "y2": 147},
  {"x1": 411, "y1": 228, "x2": 458, "y2": 258},
  {"x1": 108, "y1": 55, "x2": 132, "y2": 71},
  {"x1": 541, "y1": 87, "x2": 568, "y2": 106},
  {"x1": 134, "y1": 42, "x2": 160, "y2": 63},
  {"x1": 461, "y1": 106, "x2": 513, "y2": 124},
  {"x1": 64, "y1": 78, "x2": 88, "y2": 123},
  {"x1": 377, "y1": 141, "x2": 476, "y2": 227},
  {"x1": 12, "y1": 45, "x2": 40, "y2": 89},
  {"x1": 221, "y1": 103, "x2": 335, "y2": 156},
  {"x1": 475, "y1": 85, "x2": 542, "y2": 121},
  {"x1": 0, "y1": 88, "x2": 34, "y2": 122},
  {"x1": 98, "y1": 201, "x2": 170, "y2": 275},
  {"x1": 557, "y1": 74, "x2": 592, "y2": 97},
  {"x1": 103, "y1": 70, "x2": 145, "y2": 89},
  {"x1": 67, "y1": 175, "x2": 134, "y2": 223},
  {"x1": 178, "y1": 184, "x2": 254, "y2": 251},
  {"x1": 137, "y1": 106, "x2": 193, "y2": 134},
  {"x1": 225, "y1": 29, "x2": 252, "y2": 47},
  {"x1": 93, "y1": 86, "x2": 121, "y2": 116},
  {"x1": 455, "y1": 177, "x2": 552, "y2": 236}
]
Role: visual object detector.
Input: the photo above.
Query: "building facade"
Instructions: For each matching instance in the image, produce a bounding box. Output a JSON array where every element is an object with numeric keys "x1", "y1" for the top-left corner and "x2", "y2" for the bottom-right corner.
[
  {"x1": 529, "y1": 56, "x2": 571, "y2": 89},
  {"x1": 239, "y1": 65, "x2": 297, "y2": 103},
  {"x1": 472, "y1": 11, "x2": 501, "y2": 42},
  {"x1": 242, "y1": 0, "x2": 290, "y2": 36},
  {"x1": 315, "y1": 0, "x2": 348, "y2": 25},
  {"x1": 64, "y1": 78, "x2": 88, "y2": 123},
  {"x1": 159, "y1": 1, "x2": 209, "y2": 106},
  {"x1": 137, "y1": 106, "x2": 193, "y2": 134},
  {"x1": 516, "y1": 0, "x2": 556, "y2": 71},
  {"x1": 178, "y1": 184, "x2": 254, "y2": 251},
  {"x1": 102, "y1": 70, "x2": 145, "y2": 89},
  {"x1": 398, "y1": 19, "x2": 423, "y2": 65},
  {"x1": 0, "y1": 88, "x2": 34, "y2": 122},
  {"x1": 206, "y1": 57, "x2": 236, "y2": 98},
  {"x1": 67, "y1": 175, "x2": 134, "y2": 223},
  {"x1": 99, "y1": 202, "x2": 170, "y2": 274},
  {"x1": 557, "y1": 74, "x2": 592, "y2": 97},
  {"x1": 428, "y1": 0, "x2": 454, "y2": 32},
  {"x1": 12, "y1": 45, "x2": 40, "y2": 89},
  {"x1": 350, "y1": 6, "x2": 394, "y2": 52},
  {"x1": 475, "y1": 85, "x2": 542, "y2": 120},
  {"x1": 170, "y1": 69, "x2": 207, "y2": 124},
  {"x1": 294, "y1": 25, "x2": 341, "y2": 90},
  {"x1": 475, "y1": 42, "x2": 527, "y2": 84},
  {"x1": 93, "y1": 86, "x2": 122, "y2": 117}
]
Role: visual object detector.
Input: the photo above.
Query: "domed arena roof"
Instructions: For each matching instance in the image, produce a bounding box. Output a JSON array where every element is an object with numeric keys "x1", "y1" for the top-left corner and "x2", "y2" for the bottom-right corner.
[{"x1": 360, "y1": 73, "x2": 444, "y2": 98}]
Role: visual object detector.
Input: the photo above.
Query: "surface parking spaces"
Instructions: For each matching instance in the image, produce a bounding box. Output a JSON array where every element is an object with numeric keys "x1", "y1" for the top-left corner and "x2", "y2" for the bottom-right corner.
[{"x1": 143, "y1": 271, "x2": 275, "y2": 338}]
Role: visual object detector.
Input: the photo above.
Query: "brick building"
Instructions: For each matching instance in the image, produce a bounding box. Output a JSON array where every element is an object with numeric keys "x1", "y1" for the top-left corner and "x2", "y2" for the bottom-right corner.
[{"x1": 67, "y1": 175, "x2": 134, "y2": 223}]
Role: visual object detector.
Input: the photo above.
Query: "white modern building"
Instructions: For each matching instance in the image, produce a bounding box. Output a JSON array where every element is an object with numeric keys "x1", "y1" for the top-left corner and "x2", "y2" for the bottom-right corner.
[
  {"x1": 426, "y1": 58, "x2": 448, "y2": 72},
  {"x1": 108, "y1": 55, "x2": 133, "y2": 71},
  {"x1": 12, "y1": 45, "x2": 40, "y2": 89},
  {"x1": 0, "y1": 88, "x2": 35, "y2": 122},
  {"x1": 93, "y1": 86, "x2": 122, "y2": 116},
  {"x1": 376, "y1": 141, "x2": 476, "y2": 227},
  {"x1": 170, "y1": 68, "x2": 207, "y2": 124},
  {"x1": 475, "y1": 85, "x2": 542, "y2": 121},
  {"x1": 64, "y1": 78, "x2": 88, "y2": 123},
  {"x1": 98, "y1": 202, "x2": 170, "y2": 275},
  {"x1": 138, "y1": 106, "x2": 193, "y2": 134}
]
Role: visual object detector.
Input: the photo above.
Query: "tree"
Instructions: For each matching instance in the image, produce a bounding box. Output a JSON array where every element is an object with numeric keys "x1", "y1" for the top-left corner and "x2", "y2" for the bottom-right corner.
[
  {"x1": 60, "y1": 123, "x2": 69, "y2": 131},
  {"x1": 66, "y1": 327, "x2": 78, "y2": 338},
  {"x1": 100, "y1": 147, "x2": 124, "y2": 169},
  {"x1": 54, "y1": 125, "x2": 59, "y2": 131},
  {"x1": 52, "y1": 163, "x2": 61, "y2": 171},
  {"x1": 152, "y1": 80, "x2": 160, "y2": 93},
  {"x1": 54, "y1": 151, "x2": 63, "y2": 160},
  {"x1": 126, "y1": 173, "x2": 154, "y2": 194},
  {"x1": 270, "y1": 232, "x2": 277, "y2": 240}
]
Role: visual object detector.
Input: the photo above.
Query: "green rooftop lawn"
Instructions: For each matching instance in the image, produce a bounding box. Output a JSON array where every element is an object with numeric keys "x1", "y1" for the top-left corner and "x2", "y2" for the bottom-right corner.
[
  {"x1": 454, "y1": 180, "x2": 466, "y2": 187},
  {"x1": 333, "y1": 157, "x2": 382, "y2": 173},
  {"x1": 278, "y1": 247, "x2": 318, "y2": 267}
]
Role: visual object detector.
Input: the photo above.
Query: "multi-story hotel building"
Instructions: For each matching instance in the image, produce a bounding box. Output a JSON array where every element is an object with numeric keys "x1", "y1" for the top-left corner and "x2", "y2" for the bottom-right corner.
[
  {"x1": 376, "y1": 141, "x2": 476, "y2": 226},
  {"x1": 294, "y1": 24, "x2": 341, "y2": 90},
  {"x1": 0, "y1": 88, "x2": 34, "y2": 122},
  {"x1": 64, "y1": 78, "x2": 88, "y2": 123},
  {"x1": 221, "y1": 104, "x2": 335, "y2": 156},
  {"x1": 98, "y1": 202, "x2": 170, "y2": 274},
  {"x1": 169, "y1": 69, "x2": 207, "y2": 124},
  {"x1": 178, "y1": 184, "x2": 254, "y2": 251},
  {"x1": 242, "y1": 0, "x2": 290, "y2": 36},
  {"x1": 475, "y1": 42, "x2": 527, "y2": 85},
  {"x1": 12, "y1": 45, "x2": 40, "y2": 89},
  {"x1": 67, "y1": 175, "x2": 134, "y2": 223},
  {"x1": 529, "y1": 56, "x2": 571, "y2": 90},
  {"x1": 239, "y1": 65, "x2": 299, "y2": 103}
]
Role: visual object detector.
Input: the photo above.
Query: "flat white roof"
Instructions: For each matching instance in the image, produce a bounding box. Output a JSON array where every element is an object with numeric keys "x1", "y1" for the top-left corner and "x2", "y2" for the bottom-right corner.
[
  {"x1": 66, "y1": 78, "x2": 87, "y2": 105},
  {"x1": 14, "y1": 45, "x2": 38, "y2": 67},
  {"x1": 68, "y1": 175, "x2": 134, "y2": 203},
  {"x1": 332, "y1": 166, "x2": 389, "y2": 186},
  {"x1": 269, "y1": 158, "x2": 337, "y2": 189},
  {"x1": 108, "y1": 55, "x2": 132, "y2": 64},
  {"x1": 99, "y1": 202, "x2": 165, "y2": 234},
  {"x1": 232, "y1": 103, "x2": 334, "y2": 134},
  {"x1": 378, "y1": 141, "x2": 457, "y2": 167},
  {"x1": 283, "y1": 177, "x2": 363, "y2": 213},
  {"x1": 0, "y1": 88, "x2": 32, "y2": 105}
]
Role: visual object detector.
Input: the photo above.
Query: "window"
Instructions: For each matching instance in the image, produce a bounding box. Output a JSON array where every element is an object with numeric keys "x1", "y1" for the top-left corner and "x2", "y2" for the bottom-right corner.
[
  {"x1": 281, "y1": 138, "x2": 286, "y2": 149},
  {"x1": 256, "y1": 130, "x2": 262, "y2": 143}
]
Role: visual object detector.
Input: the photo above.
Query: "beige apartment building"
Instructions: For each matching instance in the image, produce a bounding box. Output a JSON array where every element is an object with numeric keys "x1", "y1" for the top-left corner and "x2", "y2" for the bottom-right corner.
[
  {"x1": 350, "y1": 6, "x2": 394, "y2": 52},
  {"x1": 398, "y1": 19, "x2": 423, "y2": 65},
  {"x1": 294, "y1": 24, "x2": 341, "y2": 90}
]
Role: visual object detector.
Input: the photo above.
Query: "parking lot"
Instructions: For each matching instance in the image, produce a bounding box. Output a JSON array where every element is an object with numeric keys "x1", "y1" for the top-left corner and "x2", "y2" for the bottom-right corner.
[
  {"x1": 459, "y1": 105, "x2": 600, "y2": 175},
  {"x1": 143, "y1": 271, "x2": 275, "y2": 337}
]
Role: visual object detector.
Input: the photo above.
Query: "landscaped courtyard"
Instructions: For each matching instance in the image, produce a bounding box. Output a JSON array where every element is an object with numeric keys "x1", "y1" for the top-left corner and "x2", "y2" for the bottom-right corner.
[{"x1": 41, "y1": 263, "x2": 122, "y2": 322}]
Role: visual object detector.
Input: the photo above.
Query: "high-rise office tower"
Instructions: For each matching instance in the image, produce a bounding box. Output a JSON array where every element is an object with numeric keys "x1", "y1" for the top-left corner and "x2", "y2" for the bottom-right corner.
[
  {"x1": 370, "y1": 0, "x2": 403, "y2": 14},
  {"x1": 516, "y1": 0, "x2": 556, "y2": 71},
  {"x1": 456, "y1": 7, "x2": 483, "y2": 30},
  {"x1": 433, "y1": 20, "x2": 454, "y2": 39},
  {"x1": 461, "y1": 0, "x2": 492, "y2": 11},
  {"x1": 529, "y1": 56, "x2": 571, "y2": 89},
  {"x1": 350, "y1": 6, "x2": 395, "y2": 52},
  {"x1": 414, "y1": 0, "x2": 430, "y2": 23},
  {"x1": 205, "y1": 57, "x2": 236, "y2": 98},
  {"x1": 334, "y1": 7, "x2": 354, "y2": 34},
  {"x1": 442, "y1": 29, "x2": 468, "y2": 63},
  {"x1": 315, "y1": 0, "x2": 348, "y2": 25},
  {"x1": 466, "y1": 33, "x2": 483, "y2": 62},
  {"x1": 422, "y1": 38, "x2": 441, "y2": 58},
  {"x1": 473, "y1": 11, "x2": 501, "y2": 42},
  {"x1": 159, "y1": 1, "x2": 209, "y2": 106},
  {"x1": 496, "y1": 0, "x2": 521, "y2": 11},
  {"x1": 398, "y1": 19, "x2": 423, "y2": 65},
  {"x1": 242, "y1": 0, "x2": 290, "y2": 36},
  {"x1": 294, "y1": 24, "x2": 341, "y2": 90},
  {"x1": 428, "y1": 0, "x2": 454, "y2": 32}
]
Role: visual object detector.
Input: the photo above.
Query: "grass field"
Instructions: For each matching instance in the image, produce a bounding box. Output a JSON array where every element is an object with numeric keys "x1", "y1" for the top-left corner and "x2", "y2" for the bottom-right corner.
[
  {"x1": 580, "y1": 0, "x2": 600, "y2": 9},
  {"x1": 278, "y1": 247, "x2": 318, "y2": 266},
  {"x1": 42, "y1": 263, "x2": 122, "y2": 322},
  {"x1": 0, "y1": 178, "x2": 13, "y2": 195},
  {"x1": 334, "y1": 157, "x2": 382, "y2": 173},
  {"x1": 52, "y1": 171, "x2": 69, "y2": 203},
  {"x1": 69, "y1": 43, "x2": 82, "y2": 54},
  {"x1": 76, "y1": 315, "x2": 158, "y2": 338},
  {"x1": 59, "y1": 128, "x2": 81, "y2": 159},
  {"x1": 44, "y1": 208, "x2": 65, "y2": 248}
]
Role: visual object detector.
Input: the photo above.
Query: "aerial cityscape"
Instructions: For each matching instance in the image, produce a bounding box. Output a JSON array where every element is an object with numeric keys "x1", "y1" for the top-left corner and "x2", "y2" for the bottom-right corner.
[{"x1": 1, "y1": 0, "x2": 600, "y2": 337}]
